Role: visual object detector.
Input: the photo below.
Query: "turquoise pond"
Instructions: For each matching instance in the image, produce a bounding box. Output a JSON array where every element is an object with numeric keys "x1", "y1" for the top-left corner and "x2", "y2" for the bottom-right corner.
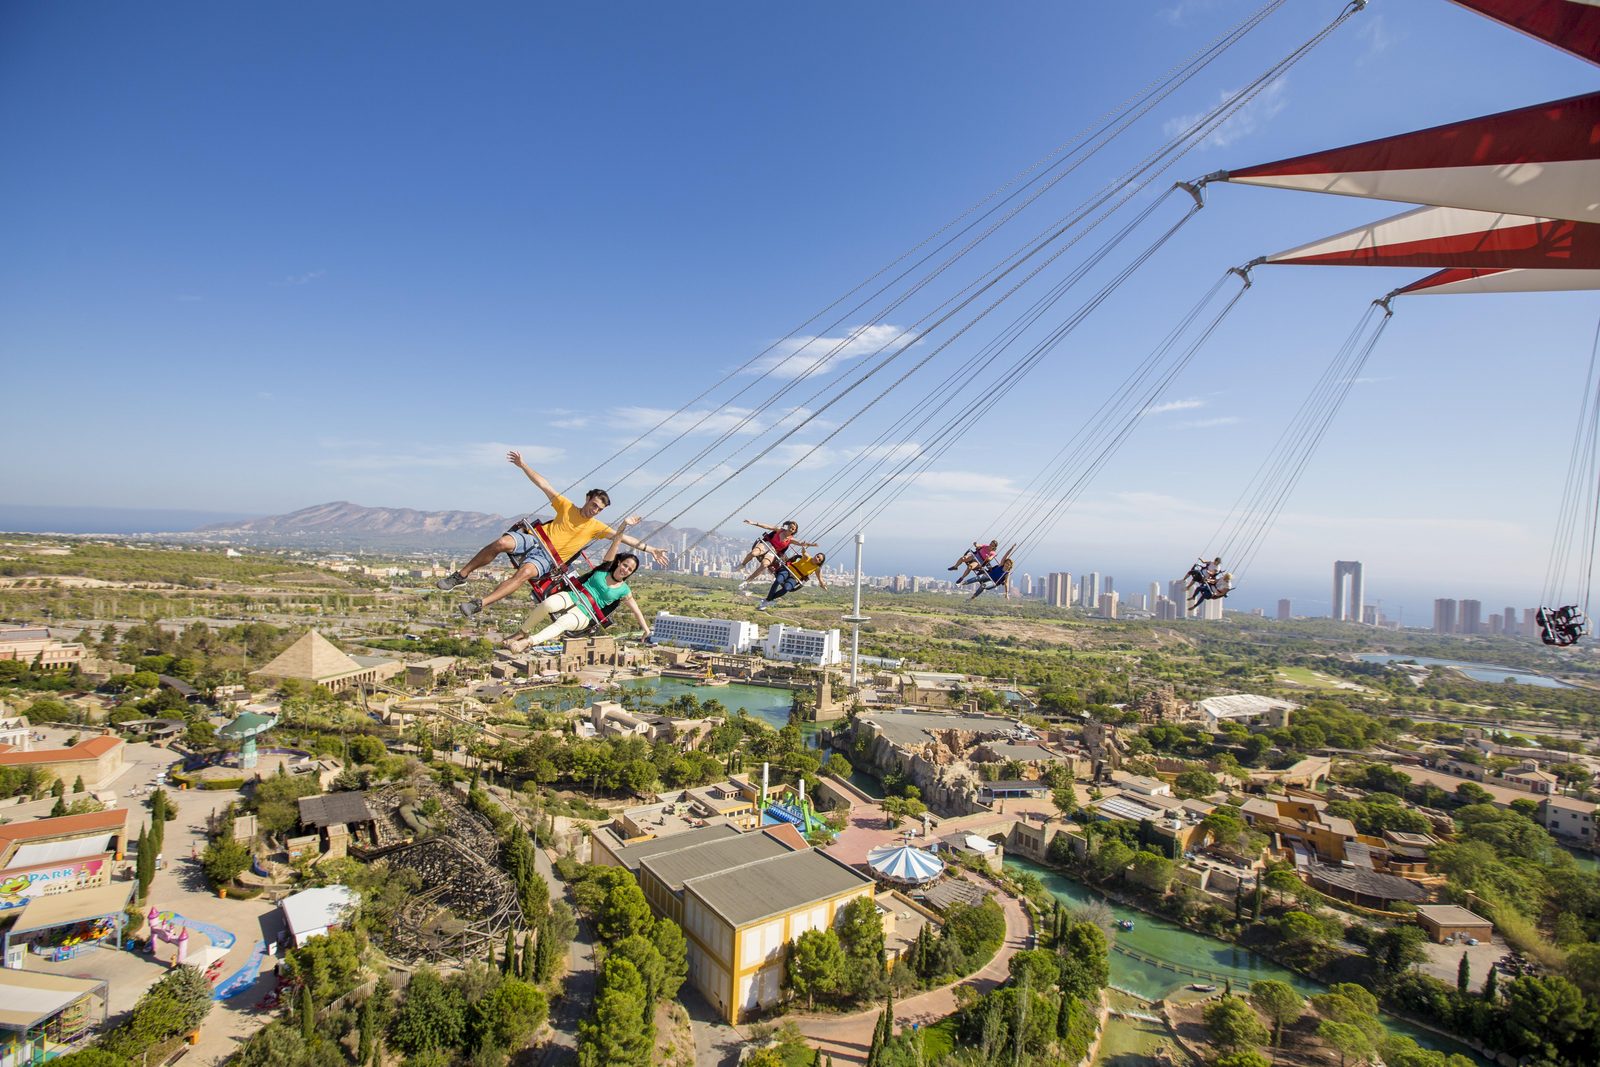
[
  {"x1": 1008, "y1": 858, "x2": 1487, "y2": 1064},
  {"x1": 1355, "y1": 653, "x2": 1571, "y2": 689}
]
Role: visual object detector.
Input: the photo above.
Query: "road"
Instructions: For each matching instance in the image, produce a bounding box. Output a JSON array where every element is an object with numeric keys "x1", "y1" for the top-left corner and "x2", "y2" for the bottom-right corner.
[{"x1": 485, "y1": 785, "x2": 596, "y2": 1067}]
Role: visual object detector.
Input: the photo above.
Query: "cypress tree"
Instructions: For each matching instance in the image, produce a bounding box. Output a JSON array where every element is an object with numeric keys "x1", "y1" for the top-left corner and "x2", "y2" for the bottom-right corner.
[
  {"x1": 1457, "y1": 951, "x2": 1471, "y2": 994},
  {"x1": 504, "y1": 924, "x2": 518, "y2": 975},
  {"x1": 73, "y1": 775, "x2": 85, "y2": 795},
  {"x1": 1482, "y1": 965, "x2": 1497, "y2": 1002},
  {"x1": 534, "y1": 916, "x2": 557, "y2": 982},
  {"x1": 300, "y1": 983, "x2": 316, "y2": 1045},
  {"x1": 357, "y1": 994, "x2": 375, "y2": 1066}
]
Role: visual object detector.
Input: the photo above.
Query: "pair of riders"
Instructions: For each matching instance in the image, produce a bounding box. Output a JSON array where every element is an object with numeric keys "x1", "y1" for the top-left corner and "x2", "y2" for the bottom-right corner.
[
  {"x1": 953, "y1": 540, "x2": 1016, "y2": 599},
  {"x1": 1185, "y1": 557, "x2": 1232, "y2": 606},
  {"x1": 738, "y1": 519, "x2": 827, "y2": 609},
  {"x1": 1537, "y1": 605, "x2": 1588, "y2": 647},
  {"x1": 436, "y1": 451, "x2": 669, "y2": 645}
]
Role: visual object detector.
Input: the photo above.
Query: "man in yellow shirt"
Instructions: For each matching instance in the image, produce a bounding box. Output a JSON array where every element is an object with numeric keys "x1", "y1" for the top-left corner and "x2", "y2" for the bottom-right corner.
[{"x1": 439, "y1": 451, "x2": 669, "y2": 618}]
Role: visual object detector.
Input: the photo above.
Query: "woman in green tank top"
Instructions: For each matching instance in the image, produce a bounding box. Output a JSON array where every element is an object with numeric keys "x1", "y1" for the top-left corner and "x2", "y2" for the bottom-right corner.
[{"x1": 506, "y1": 518, "x2": 653, "y2": 651}]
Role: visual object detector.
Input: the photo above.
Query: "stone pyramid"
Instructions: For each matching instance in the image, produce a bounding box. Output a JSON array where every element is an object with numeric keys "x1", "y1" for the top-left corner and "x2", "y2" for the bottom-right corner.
[{"x1": 250, "y1": 630, "x2": 361, "y2": 683}]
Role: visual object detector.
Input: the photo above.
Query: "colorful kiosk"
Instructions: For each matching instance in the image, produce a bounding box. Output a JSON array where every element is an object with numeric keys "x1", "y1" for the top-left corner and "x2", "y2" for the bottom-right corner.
[
  {"x1": 0, "y1": 969, "x2": 109, "y2": 1067},
  {"x1": 1, "y1": 881, "x2": 133, "y2": 967}
]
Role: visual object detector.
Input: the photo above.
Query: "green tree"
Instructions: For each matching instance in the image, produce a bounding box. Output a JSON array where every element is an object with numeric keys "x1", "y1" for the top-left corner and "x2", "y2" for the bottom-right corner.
[
  {"x1": 838, "y1": 895, "x2": 886, "y2": 965},
  {"x1": 1371, "y1": 925, "x2": 1429, "y2": 979},
  {"x1": 1056, "y1": 921, "x2": 1110, "y2": 1001},
  {"x1": 1501, "y1": 974, "x2": 1591, "y2": 1064},
  {"x1": 389, "y1": 968, "x2": 466, "y2": 1058},
  {"x1": 1248, "y1": 980, "x2": 1303, "y2": 1049},
  {"x1": 578, "y1": 957, "x2": 652, "y2": 1067},
  {"x1": 1456, "y1": 951, "x2": 1470, "y2": 995},
  {"x1": 597, "y1": 883, "x2": 654, "y2": 941},
  {"x1": 1174, "y1": 769, "x2": 1219, "y2": 798},
  {"x1": 357, "y1": 994, "x2": 377, "y2": 1066},
  {"x1": 347, "y1": 735, "x2": 386, "y2": 764},
  {"x1": 299, "y1": 983, "x2": 315, "y2": 1045},
  {"x1": 788, "y1": 928, "x2": 846, "y2": 1009},
  {"x1": 1214, "y1": 1053, "x2": 1272, "y2": 1067},
  {"x1": 1128, "y1": 850, "x2": 1175, "y2": 894},
  {"x1": 1318, "y1": 1020, "x2": 1374, "y2": 1067},
  {"x1": 125, "y1": 965, "x2": 214, "y2": 1046},
  {"x1": 652, "y1": 919, "x2": 688, "y2": 1001},
  {"x1": 469, "y1": 976, "x2": 547, "y2": 1051},
  {"x1": 281, "y1": 930, "x2": 366, "y2": 1002},
  {"x1": 200, "y1": 836, "x2": 251, "y2": 889},
  {"x1": 1203, "y1": 996, "x2": 1269, "y2": 1053}
]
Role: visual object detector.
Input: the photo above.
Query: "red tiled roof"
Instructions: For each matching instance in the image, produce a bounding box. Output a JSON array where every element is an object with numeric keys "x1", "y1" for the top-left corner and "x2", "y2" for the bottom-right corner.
[
  {"x1": 0, "y1": 736, "x2": 121, "y2": 768},
  {"x1": 0, "y1": 808, "x2": 129, "y2": 842}
]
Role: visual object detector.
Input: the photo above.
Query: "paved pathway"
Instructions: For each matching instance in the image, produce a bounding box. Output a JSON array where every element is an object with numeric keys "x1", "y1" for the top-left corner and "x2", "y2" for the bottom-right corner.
[{"x1": 789, "y1": 877, "x2": 1031, "y2": 1066}]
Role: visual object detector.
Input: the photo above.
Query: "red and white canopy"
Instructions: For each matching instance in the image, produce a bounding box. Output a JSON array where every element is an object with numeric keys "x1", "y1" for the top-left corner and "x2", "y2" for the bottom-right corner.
[
  {"x1": 1394, "y1": 266, "x2": 1600, "y2": 296},
  {"x1": 1446, "y1": 0, "x2": 1600, "y2": 67},
  {"x1": 1224, "y1": 92, "x2": 1600, "y2": 223},
  {"x1": 1263, "y1": 206, "x2": 1600, "y2": 270}
]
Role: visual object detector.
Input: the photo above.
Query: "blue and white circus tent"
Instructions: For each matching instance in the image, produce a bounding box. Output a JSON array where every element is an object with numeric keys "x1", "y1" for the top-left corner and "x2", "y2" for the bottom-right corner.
[{"x1": 866, "y1": 837, "x2": 945, "y2": 885}]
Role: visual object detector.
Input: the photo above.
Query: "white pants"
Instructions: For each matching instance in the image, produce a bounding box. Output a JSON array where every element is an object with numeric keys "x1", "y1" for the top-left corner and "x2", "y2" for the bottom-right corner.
[{"x1": 517, "y1": 592, "x2": 590, "y2": 645}]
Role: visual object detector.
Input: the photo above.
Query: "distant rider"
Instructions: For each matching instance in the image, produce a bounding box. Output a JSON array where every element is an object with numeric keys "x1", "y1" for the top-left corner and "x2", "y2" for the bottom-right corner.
[{"x1": 757, "y1": 550, "x2": 828, "y2": 611}]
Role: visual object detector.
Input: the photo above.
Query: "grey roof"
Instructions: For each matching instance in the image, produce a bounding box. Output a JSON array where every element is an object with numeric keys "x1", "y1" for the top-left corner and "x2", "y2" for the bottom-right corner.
[
  {"x1": 609, "y1": 823, "x2": 742, "y2": 872},
  {"x1": 923, "y1": 878, "x2": 989, "y2": 910},
  {"x1": 298, "y1": 792, "x2": 375, "y2": 829},
  {"x1": 1306, "y1": 864, "x2": 1425, "y2": 903},
  {"x1": 685, "y1": 848, "x2": 873, "y2": 928},
  {"x1": 640, "y1": 830, "x2": 795, "y2": 892}
]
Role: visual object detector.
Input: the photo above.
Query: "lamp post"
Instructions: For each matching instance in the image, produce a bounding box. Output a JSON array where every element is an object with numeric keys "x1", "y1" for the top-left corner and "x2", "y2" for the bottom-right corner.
[{"x1": 841, "y1": 532, "x2": 870, "y2": 689}]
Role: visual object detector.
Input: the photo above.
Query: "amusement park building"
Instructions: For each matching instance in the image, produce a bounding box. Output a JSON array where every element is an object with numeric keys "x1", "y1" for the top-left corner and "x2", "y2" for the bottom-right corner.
[
  {"x1": 0, "y1": 736, "x2": 124, "y2": 792},
  {"x1": 249, "y1": 630, "x2": 402, "y2": 692},
  {"x1": 594, "y1": 823, "x2": 874, "y2": 1023},
  {"x1": 650, "y1": 613, "x2": 762, "y2": 654}
]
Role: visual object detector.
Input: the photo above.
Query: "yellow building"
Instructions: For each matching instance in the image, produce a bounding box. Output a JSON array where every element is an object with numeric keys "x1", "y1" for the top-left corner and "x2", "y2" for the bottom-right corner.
[
  {"x1": 601, "y1": 824, "x2": 875, "y2": 1023},
  {"x1": 249, "y1": 631, "x2": 402, "y2": 692},
  {"x1": 0, "y1": 736, "x2": 125, "y2": 792}
]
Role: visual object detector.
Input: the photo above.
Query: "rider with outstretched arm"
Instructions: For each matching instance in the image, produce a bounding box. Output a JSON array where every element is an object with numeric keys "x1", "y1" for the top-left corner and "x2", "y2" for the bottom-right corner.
[
  {"x1": 505, "y1": 518, "x2": 652, "y2": 652},
  {"x1": 438, "y1": 451, "x2": 668, "y2": 618}
]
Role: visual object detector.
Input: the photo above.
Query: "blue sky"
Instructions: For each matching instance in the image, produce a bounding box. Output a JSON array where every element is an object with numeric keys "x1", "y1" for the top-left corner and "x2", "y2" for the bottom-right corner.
[{"x1": 4, "y1": 1, "x2": 1597, "y2": 619}]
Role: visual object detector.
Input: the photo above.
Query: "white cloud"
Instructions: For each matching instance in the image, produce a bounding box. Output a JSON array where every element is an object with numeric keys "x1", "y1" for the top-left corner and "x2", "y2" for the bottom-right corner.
[
  {"x1": 278, "y1": 269, "x2": 327, "y2": 286},
  {"x1": 614, "y1": 405, "x2": 765, "y2": 437},
  {"x1": 1180, "y1": 416, "x2": 1239, "y2": 429},
  {"x1": 1164, "y1": 77, "x2": 1289, "y2": 150},
  {"x1": 314, "y1": 440, "x2": 561, "y2": 472},
  {"x1": 751, "y1": 324, "x2": 912, "y2": 380},
  {"x1": 1159, "y1": 0, "x2": 1228, "y2": 26},
  {"x1": 1143, "y1": 398, "x2": 1206, "y2": 416},
  {"x1": 1356, "y1": 15, "x2": 1399, "y2": 64}
]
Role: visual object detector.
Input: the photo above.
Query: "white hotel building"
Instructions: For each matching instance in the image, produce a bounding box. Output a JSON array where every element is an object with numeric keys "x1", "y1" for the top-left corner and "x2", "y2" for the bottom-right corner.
[
  {"x1": 651, "y1": 613, "x2": 842, "y2": 666},
  {"x1": 651, "y1": 613, "x2": 763, "y2": 654}
]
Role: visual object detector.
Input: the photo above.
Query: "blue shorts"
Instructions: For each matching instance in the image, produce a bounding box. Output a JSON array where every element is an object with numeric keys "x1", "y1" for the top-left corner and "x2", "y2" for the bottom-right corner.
[{"x1": 506, "y1": 531, "x2": 555, "y2": 576}]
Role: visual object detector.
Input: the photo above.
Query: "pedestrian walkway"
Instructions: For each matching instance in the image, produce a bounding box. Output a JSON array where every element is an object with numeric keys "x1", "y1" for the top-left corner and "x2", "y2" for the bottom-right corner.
[{"x1": 791, "y1": 875, "x2": 1031, "y2": 1065}]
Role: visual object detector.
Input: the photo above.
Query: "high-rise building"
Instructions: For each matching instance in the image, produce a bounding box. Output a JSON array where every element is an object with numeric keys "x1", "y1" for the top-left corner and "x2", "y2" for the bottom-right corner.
[
  {"x1": 1104, "y1": 576, "x2": 1114, "y2": 595},
  {"x1": 1332, "y1": 560, "x2": 1364, "y2": 623},
  {"x1": 1523, "y1": 608, "x2": 1538, "y2": 638},
  {"x1": 1097, "y1": 592, "x2": 1119, "y2": 619},
  {"x1": 1082, "y1": 572, "x2": 1100, "y2": 607},
  {"x1": 1020, "y1": 573, "x2": 1033, "y2": 598},
  {"x1": 1490, "y1": 613, "x2": 1503, "y2": 635},
  {"x1": 1046, "y1": 572, "x2": 1072, "y2": 608},
  {"x1": 1434, "y1": 599, "x2": 1458, "y2": 635},
  {"x1": 1459, "y1": 600, "x2": 1482, "y2": 635},
  {"x1": 1504, "y1": 606, "x2": 1518, "y2": 636},
  {"x1": 1277, "y1": 599, "x2": 1292, "y2": 621},
  {"x1": 1167, "y1": 579, "x2": 1190, "y2": 618},
  {"x1": 1198, "y1": 596, "x2": 1223, "y2": 620},
  {"x1": 1362, "y1": 605, "x2": 1379, "y2": 626},
  {"x1": 1149, "y1": 581, "x2": 1161, "y2": 609}
]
